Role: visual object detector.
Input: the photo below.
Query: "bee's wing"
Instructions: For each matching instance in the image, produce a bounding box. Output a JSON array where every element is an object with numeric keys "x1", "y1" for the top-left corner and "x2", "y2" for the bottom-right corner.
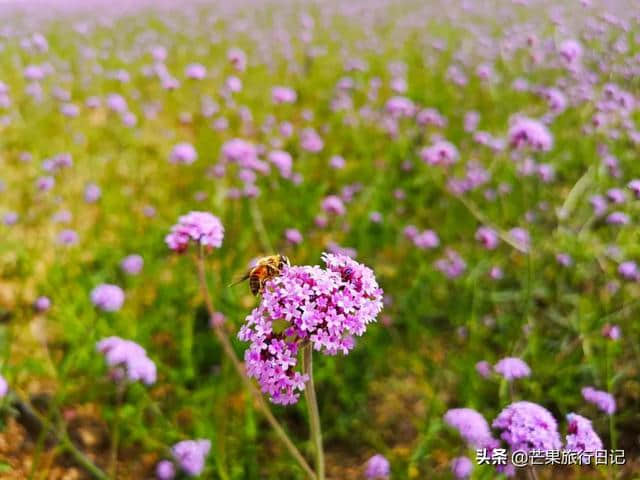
[{"x1": 228, "y1": 272, "x2": 250, "y2": 287}]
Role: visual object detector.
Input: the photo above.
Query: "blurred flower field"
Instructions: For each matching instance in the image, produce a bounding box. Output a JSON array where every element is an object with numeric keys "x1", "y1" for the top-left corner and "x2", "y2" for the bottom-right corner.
[{"x1": 0, "y1": 0, "x2": 639, "y2": 478}]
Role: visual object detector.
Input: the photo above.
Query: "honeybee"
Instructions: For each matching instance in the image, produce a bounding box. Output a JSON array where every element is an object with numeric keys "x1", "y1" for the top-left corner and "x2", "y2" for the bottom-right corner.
[{"x1": 230, "y1": 254, "x2": 291, "y2": 296}]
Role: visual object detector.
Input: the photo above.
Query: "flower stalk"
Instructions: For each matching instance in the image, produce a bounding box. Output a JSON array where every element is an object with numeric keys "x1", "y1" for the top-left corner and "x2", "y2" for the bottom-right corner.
[{"x1": 302, "y1": 343, "x2": 325, "y2": 480}]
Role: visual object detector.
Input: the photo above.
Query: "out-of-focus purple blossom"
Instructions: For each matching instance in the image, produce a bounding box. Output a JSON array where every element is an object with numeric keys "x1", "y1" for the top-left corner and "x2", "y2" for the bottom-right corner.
[
  {"x1": 121, "y1": 254, "x2": 143, "y2": 275},
  {"x1": 556, "y1": 253, "x2": 573, "y2": 267},
  {"x1": 464, "y1": 111, "x2": 479, "y2": 132},
  {"x1": 226, "y1": 76, "x2": 242, "y2": 93},
  {"x1": 90, "y1": 284, "x2": 124, "y2": 312},
  {"x1": 170, "y1": 143, "x2": 197, "y2": 165},
  {"x1": 582, "y1": 387, "x2": 616, "y2": 415},
  {"x1": 3, "y1": 212, "x2": 18, "y2": 226},
  {"x1": 272, "y1": 86, "x2": 297, "y2": 104},
  {"x1": 285, "y1": 228, "x2": 303, "y2": 245},
  {"x1": 444, "y1": 408, "x2": 494, "y2": 447},
  {"x1": 57, "y1": 229, "x2": 79, "y2": 246},
  {"x1": 413, "y1": 230, "x2": 439, "y2": 249},
  {"x1": 84, "y1": 183, "x2": 101, "y2": 203},
  {"x1": 606, "y1": 188, "x2": 626, "y2": 204},
  {"x1": 268, "y1": 150, "x2": 292, "y2": 178},
  {"x1": 606, "y1": 212, "x2": 629, "y2": 225},
  {"x1": 96, "y1": 336, "x2": 156, "y2": 385},
  {"x1": 329, "y1": 155, "x2": 345, "y2": 169},
  {"x1": 369, "y1": 211, "x2": 383, "y2": 223},
  {"x1": 475, "y1": 361, "x2": 492, "y2": 378},
  {"x1": 618, "y1": 261, "x2": 638, "y2": 280},
  {"x1": 172, "y1": 439, "x2": 211, "y2": 477},
  {"x1": 300, "y1": 128, "x2": 324, "y2": 153},
  {"x1": 228, "y1": 48, "x2": 247, "y2": 72},
  {"x1": 166, "y1": 211, "x2": 224, "y2": 252},
  {"x1": 601, "y1": 323, "x2": 621, "y2": 340},
  {"x1": 494, "y1": 357, "x2": 531, "y2": 381},
  {"x1": 589, "y1": 195, "x2": 607, "y2": 216},
  {"x1": 628, "y1": 179, "x2": 640, "y2": 198},
  {"x1": 385, "y1": 96, "x2": 415, "y2": 118},
  {"x1": 451, "y1": 456, "x2": 472, "y2": 479},
  {"x1": 106, "y1": 93, "x2": 127, "y2": 113},
  {"x1": 559, "y1": 39, "x2": 583, "y2": 64},
  {"x1": 238, "y1": 253, "x2": 383, "y2": 404},
  {"x1": 185, "y1": 63, "x2": 206, "y2": 80},
  {"x1": 210, "y1": 312, "x2": 226, "y2": 328},
  {"x1": 155, "y1": 460, "x2": 175, "y2": 480},
  {"x1": 492, "y1": 401, "x2": 562, "y2": 452},
  {"x1": 420, "y1": 140, "x2": 459, "y2": 166},
  {"x1": 364, "y1": 454, "x2": 390, "y2": 479},
  {"x1": 36, "y1": 176, "x2": 55, "y2": 192},
  {"x1": 34, "y1": 296, "x2": 51, "y2": 312},
  {"x1": 475, "y1": 226, "x2": 499, "y2": 250},
  {"x1": 416, "y1": 108, "x2": 446, "y2": 128},
  {"x1": 435, "y1": 250, "x2": 466, "y2": 278},
  {"x1": 508, "y1": 117, "x2": 553, "y2": 151},
  {"x1": 490, "y1": 266, "x2": 503, "y2": 280},
  {"x1": 321, "y1": 195, "x2": 346, "y2": 216},
  {"x1": 565, "y1": 413, "x2": 603, "y2": 454}
]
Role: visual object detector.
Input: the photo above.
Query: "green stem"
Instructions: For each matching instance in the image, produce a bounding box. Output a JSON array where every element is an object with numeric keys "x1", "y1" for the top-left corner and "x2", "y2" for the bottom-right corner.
[
  {"x1": 302, "y1": 344, "x2": 325, "y2": 480},
  {"x1": 109, "y1": 384, "x2": 124, "y2": 478},
  {"x1": 195, "y1": 252, "x2": 316, "y2": 479},
  {"x1": 10, "y1": 392, "x2": 109, "y2": 480}
]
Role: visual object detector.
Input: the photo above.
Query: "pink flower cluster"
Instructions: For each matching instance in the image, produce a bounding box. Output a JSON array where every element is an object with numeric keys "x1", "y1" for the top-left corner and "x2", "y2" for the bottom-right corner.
[
  {"x1": 238, "y1": 253, "x2": 383, "y2": 404},
  {"x1": 165, "y1": 211, "x2": 224, "y2": 252}
]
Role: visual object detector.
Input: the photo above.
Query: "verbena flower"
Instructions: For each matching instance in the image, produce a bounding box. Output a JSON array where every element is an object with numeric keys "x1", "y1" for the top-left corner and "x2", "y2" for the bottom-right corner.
[
  {"x1": 172, "y1": 439, "x2": 211, "y2": 477},
  {"x1": 96, "y1": 336, "x2": 156, "y2": 385},
  {"x1": 475, "y1": 361, "x2": 492, "y2": 378},
  {"x1": 91, "y1": 284, "x2": 125, "y2": 312},
  {"x1": 165, "y1": 211, "x2": 224, "y2": 252},
  {"x1": 494, "y1": 357, "x2": 531, "y2": 381},
  {"x1": 238, "y1": 253, "x2": 383, "y2": 404},
  {"x1": 508, "y1": 117, "x2": 553, "y2": 151},
  {"x1": 121, "y1": 254, "x2": 144, "y2": 275},
  {"x1": 155, "y1": 460, "x2": 175, "y2": 480},
  {"x1": 34, "y1": 296, "x2": 51, "y2": 312},
  {"x1": 169, "y1": 143, "x2": 197, "y2": 165},
  {"x1": 444, "y1": 408, "x2": 494, "y2": 447},
  {"x1": 364, "y1": 454, "x2": 390, "y2": 479},
  {"x1": 565, "y1": 413, "x2": 603, "y2": 453},
  {"x1": 581, "y1": 387, "x2": 616, "y2": 415},
  {"x1": 451, "y1": 456, "x2": 473, "y2": 479},
  {"x1": 492, "y1": 401, "x2": 562, "y2": 452}
]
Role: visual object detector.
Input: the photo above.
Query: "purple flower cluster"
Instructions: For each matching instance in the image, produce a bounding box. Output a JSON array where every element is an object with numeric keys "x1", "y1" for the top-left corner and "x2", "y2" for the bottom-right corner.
[
  {"x1": 90, "y1": 284, "x2": 125, "y2": 312},
  {"x1": 492, "y1": 401, "x2": 562, "y2": 452},
  {"x1": 508, "y1": 117, "x2": 553, "y2": 151},
  {"x1": 171, "y1": 439, "x2": 211, "y2": 477},
  {"x1": 443, "y1": 408, "x2": 494, "y2": 447},
  {"x1": 238, "y1": 253, "x2": 383, "y2": 404},
  {"x1": 165, "y1": 211, "x2": 224, "y2": 252},
  {"x1": 582, "y1": 387, "x2": 616, "y2": 415},
  {"x1": 494, "y1": 357, "x2": 531, "y2": 381},
  {"x1": 565, "y1": 413, "x2": 603, "y2": 453},
  {"x1": 0, "y1": 374, "x2": 7, "y2": 398},
  {"x1": 364, "y1": 454, "x2": 390, "y2": 479},
  {"x1": 96, "y1": 336, "x2": 156, "y2": 385},
  {"x1": 450, "y1": 456, "x2": 472, "y2": 479}
]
